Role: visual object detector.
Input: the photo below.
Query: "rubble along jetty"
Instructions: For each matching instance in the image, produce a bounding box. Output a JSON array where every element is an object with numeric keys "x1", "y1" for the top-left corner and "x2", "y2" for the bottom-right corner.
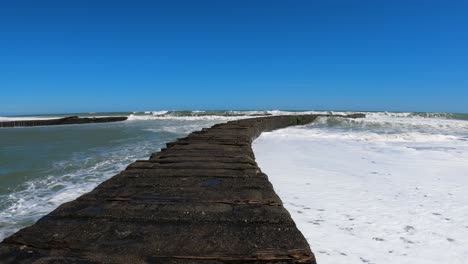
[
  {"x1": 0, "y1": 114, "x2": 364, "y2": 264},
  {"x1": 0, "y1": 116, "x2": 128, "y2": 128}
]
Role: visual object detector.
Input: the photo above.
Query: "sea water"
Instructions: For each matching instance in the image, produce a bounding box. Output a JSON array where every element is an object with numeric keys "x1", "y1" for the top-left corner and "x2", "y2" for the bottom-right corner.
[
  {"x1": 0, "y1": 113, "x2": 234, "y2": 239},
  {"x1": 0, "y1": 110, "x2": 467, "y2": 264}
]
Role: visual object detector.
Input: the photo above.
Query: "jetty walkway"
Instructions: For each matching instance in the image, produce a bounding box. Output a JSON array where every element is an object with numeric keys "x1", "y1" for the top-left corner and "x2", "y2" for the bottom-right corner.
[{"x1": 0, "y1": 114, "x2": 364, "y2": 263}]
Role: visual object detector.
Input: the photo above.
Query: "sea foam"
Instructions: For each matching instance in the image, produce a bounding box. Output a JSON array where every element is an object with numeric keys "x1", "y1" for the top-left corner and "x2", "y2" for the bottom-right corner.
[{"x1": 253, "y1": 114, "x2": 468, "y2": 264}]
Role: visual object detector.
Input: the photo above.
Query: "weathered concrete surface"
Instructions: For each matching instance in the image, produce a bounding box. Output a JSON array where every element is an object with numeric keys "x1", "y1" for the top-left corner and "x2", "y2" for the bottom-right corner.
[
  {"x1": 0, "y1": 114, "x2": 364, "y2": 264},
  {"x1": 0, "y1": 116, "x2": 127, "y2": 128}
]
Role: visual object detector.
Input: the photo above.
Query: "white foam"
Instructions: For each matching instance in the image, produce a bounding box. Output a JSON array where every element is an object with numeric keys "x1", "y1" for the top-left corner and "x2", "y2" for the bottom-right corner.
[
  {"x1": 151, "y1": 111, "x2": 169, "y2": 116},
  {"x1": 253, "y1": 117, "x2": 468, "y2": 263},
  {"x1": 352, "y1": 115, "x2": 468, "y2": 132},
  {"x1": 127, "y1": 114, "x2": 243, "y2": 121},
  {"x1": 144, "y1": 124, "x2": 210, "y2": 134},
  {"x1": 275, "y1": 128, "x2": 461, "y2": 143}
]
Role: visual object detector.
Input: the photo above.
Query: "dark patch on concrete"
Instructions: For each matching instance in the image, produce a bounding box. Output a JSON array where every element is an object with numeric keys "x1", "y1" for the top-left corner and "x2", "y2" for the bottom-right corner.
[
  {"x1": 0, "y1": 114, "x2": 364, "y2": 263},
  {"x1": 200, "y1": 179, "x2": 223, "y2": 188}
]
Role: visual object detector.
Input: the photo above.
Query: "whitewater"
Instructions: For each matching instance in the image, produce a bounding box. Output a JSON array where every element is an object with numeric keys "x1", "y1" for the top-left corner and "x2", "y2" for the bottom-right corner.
[
  {"x1": 254, "y1": 114, "x2": 468, "y2": 264},
  {"x1": 0, "y1": 110, "x2": 467, "y2": 264}
]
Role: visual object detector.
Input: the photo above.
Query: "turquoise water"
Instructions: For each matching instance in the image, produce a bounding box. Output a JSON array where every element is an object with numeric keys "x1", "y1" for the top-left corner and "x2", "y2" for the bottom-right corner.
[{"x1": 1, "y1": 110, "x2": 467, "y2": 240}]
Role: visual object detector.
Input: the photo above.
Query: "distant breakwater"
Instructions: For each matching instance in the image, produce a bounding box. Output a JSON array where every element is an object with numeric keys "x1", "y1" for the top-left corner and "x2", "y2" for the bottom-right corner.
[
  {"x1": 0, "y1": 116, "x2": 128, "y2": 128},
  {"x1": 0, "y1": 114, "x2": 364, "y2": 263}
]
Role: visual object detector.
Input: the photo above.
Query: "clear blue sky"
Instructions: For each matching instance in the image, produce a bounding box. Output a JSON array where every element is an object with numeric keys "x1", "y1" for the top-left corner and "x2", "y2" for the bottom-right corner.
[{"x1": 1, "y1": 0, "x2": 467, "y2": 114}]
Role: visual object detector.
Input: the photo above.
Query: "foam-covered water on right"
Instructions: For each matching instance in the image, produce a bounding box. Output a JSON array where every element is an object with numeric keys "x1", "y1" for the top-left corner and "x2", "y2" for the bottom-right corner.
[{"x1": 253, "y1": 113, "x2": 468, "y2": 264}]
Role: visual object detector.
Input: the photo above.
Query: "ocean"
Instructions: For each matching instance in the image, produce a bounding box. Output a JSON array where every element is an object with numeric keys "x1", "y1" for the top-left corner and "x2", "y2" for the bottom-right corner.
[{"x1": 1, "y1": 110, "x2": 468, "y2": 263}]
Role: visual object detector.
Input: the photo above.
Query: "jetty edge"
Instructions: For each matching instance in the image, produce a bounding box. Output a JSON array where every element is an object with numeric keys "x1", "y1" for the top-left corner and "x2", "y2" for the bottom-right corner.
[
  {"x1": 0, "y1": 113, "x2": 364, "y2": 264},
  {"x1": 0, "y1": 116, "x2": 128, "y2": 128}
]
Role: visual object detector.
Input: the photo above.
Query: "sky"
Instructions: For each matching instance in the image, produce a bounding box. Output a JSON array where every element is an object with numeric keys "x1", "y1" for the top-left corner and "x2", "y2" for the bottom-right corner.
[{"x1": 0, "y1": 0, "x2": 467, "y2": 115}]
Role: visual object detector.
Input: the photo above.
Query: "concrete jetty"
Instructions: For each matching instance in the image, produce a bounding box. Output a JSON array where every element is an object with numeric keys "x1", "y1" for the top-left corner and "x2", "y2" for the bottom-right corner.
[
  {"x1": 0, "y1": 114, "x2": 364, "y2": 263},
  {"x1": 0, "y1": 116, "x2": 128, "y2": 128}
]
